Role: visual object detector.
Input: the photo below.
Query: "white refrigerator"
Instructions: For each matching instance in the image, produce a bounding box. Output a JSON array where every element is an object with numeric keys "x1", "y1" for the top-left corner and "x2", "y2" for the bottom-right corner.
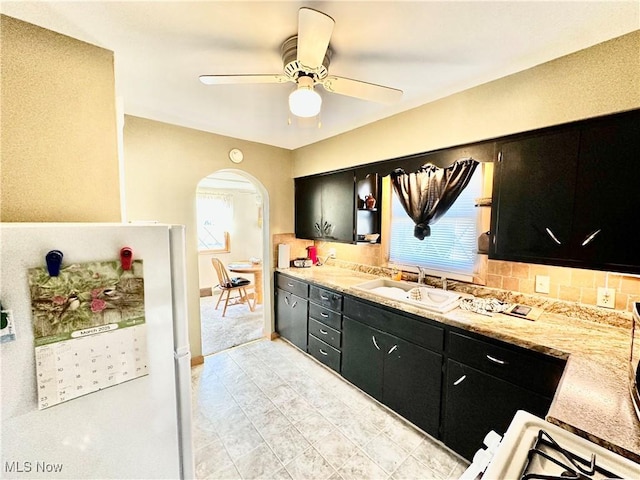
[{"x1": 0, "y1": 223, "x2": 194, "y2": 479}]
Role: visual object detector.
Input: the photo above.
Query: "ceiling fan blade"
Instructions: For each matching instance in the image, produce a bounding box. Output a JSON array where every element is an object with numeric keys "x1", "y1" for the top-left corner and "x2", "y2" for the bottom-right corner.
[
  {"x1": 199, "y1": 74, "x2": 289, "y2": 85},
  {"x1": 321, "y1": 76, "x2": 403, "y2": 104},
  {"x1": 297, "y1": 7, "x2": 334, "y2": 69}
]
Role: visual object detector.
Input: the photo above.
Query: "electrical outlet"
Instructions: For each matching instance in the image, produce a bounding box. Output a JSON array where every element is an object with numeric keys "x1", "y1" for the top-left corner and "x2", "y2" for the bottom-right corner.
[
  {"x1": 535, "y1": 275, "x2": 550, "y2": 294},
  {"x1": 596, "y1": 287, "x2": 616, "y2": 309},
  {"x1": 328, "y1": 248, "x2": 336, "y2": 259}
]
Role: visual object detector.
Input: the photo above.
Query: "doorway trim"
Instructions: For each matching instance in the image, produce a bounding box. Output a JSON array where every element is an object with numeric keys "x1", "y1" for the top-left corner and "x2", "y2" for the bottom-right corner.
[{"x1": 196, "y1": 168, "x2": 273, "y2": 352}]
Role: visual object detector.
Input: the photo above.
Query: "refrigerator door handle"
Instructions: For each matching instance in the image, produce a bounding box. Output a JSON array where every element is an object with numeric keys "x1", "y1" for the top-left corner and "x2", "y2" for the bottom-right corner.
[{"x1": 174, "y1": 348, "x2": 195, "y2": 479}]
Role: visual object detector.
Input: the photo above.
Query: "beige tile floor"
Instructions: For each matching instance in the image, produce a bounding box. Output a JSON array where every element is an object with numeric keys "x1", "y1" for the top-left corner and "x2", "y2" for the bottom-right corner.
[{"x1": 191, "y1": 338, "x2": 469, "y2": 480}]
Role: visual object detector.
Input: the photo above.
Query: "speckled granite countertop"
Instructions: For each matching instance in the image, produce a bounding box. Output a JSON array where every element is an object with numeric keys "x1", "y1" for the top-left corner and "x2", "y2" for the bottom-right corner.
[{"x1": 276, "y1": 265, "x2": 640, "y2": 463}]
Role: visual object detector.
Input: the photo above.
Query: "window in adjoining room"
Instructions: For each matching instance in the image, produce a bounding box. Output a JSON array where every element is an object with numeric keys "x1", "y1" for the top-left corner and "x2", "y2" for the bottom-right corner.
[{"x1": 196, "y1": 191, "x2": 232, "y2": 253}]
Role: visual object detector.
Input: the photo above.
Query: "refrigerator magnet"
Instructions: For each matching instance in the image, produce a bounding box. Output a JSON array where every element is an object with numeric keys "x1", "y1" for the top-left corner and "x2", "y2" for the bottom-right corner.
[
  {"x1": 45, "y1": 250, "x2": 63, "y2": 277},
  {"x1": 120, "y1": 247, "x2": 133, "y2": 270}
]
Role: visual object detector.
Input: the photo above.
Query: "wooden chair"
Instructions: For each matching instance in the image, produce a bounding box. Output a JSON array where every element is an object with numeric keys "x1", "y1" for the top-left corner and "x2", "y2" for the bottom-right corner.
[{"x1": 211, "y1": 258, "x2": 256, "y2": 317}]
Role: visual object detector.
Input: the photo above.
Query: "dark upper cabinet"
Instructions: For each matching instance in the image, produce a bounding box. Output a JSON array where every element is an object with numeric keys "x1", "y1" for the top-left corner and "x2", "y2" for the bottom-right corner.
[
  {"x1": 571, "y1": 110, "x2": 640, "y2": 270},
  {"x1": 491, "y1": 128, "x2": 580, "y2": 264},
  {"x1": 295, "y1": 170, "x2": 356, "y2": 243},
  {"x1": 294, "y1": 175, "x2": 323, "y2": 241},
  {"x1": 491, "y1": 109, "x2": 640, "y2": 273}
]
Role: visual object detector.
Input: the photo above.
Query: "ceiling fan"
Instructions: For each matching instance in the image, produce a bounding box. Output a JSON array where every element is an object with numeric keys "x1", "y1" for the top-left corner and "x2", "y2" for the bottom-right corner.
[{"x1": 199, "y1": 7, "x2": 403, "y2": 118}]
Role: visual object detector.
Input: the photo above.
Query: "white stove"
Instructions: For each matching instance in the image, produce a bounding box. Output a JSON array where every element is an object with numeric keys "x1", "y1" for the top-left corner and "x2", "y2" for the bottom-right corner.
[{"x1": 461, "y1": 410, "x2": 640, "y2": 480}]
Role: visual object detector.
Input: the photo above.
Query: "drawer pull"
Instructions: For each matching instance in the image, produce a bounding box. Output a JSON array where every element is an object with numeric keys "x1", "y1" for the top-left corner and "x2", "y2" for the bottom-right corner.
[
  {"x1": 319, "y1": 329, "x2": 328, "y2": 335},
  {"x1": 388, "y1": 345, "x2": 398, "y2": 355},
  {"x1": 320, "y1": 312, "x2": 329, "y2": 318},
  {"x1": 372, "y1": 336, "x2": 380, "y2": 351},
  {"x1": 453, "y1": 375, "x2": 467, "y2": 386},
  {"x1": 287, "y1": 282, "x2": 294, "y2": 287},
  {"x1": 319, "y1": 348, "x2": 328, "y2": 356},
  {"x1": 486, "y1": 354, "x2": 508, "y2": 365},
  {"x1": 321, "y1": 295, "x2": 330, "y2": 300}
]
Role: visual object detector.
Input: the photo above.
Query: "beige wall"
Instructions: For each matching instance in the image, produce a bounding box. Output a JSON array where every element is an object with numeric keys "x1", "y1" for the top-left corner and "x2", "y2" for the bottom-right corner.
[
  {"x1": 292, "y1": 30, "x2": 640, "y2": 177},
  {"x1": 0, "y1": 15, "x2": 120, "y2": 221},
  {"x1": 123, "y1": 116, "x2": 293, "y2": 359}
]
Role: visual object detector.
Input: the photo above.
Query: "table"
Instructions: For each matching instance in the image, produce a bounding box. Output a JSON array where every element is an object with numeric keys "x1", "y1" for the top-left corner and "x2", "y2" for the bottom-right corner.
[{"x1": 228, "y1": 263, "x2": 263, "y2": 305}]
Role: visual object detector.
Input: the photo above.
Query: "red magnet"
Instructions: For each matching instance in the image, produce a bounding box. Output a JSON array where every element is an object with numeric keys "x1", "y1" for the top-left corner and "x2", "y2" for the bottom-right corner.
[{"x1": 120, "y1": 247, "x2": 133, "y2": 270}]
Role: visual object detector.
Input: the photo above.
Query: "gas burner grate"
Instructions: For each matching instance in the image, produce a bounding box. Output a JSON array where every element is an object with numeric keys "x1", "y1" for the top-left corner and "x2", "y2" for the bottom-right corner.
[{"x1": 520, "y1": 430, "x2": 623, "y2": 480}]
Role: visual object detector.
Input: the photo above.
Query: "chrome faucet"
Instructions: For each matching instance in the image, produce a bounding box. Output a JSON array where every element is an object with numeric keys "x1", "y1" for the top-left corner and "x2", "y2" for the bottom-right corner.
[
  {"x1": 417, "y1": 266, "x2": 428, "y2": 285},
  {"x1": 441, "y1": 276, "x2": 447, "y2": 291}
]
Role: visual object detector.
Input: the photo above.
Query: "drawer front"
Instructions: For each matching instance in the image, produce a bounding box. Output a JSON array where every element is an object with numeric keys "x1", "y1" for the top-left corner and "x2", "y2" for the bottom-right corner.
[
  {"x1": 448, "y1": 332, "x2": 565, "y2": 397},
  {"x1": 343, "y1": 297, "x2": 444, "y2": 353},
  {"x1": 309, "y1": 286, "x2": 343, "y2": 312},
  {"x1": 308, "y1": 335, "x2": 341, "y2": 372},
  {"x1": 276, "y1": 274, "x2": 308, "y2": 298},
  {"x1": 308, "y1": 317, "x2": 341, "y2": 350},
  {"x1": 309, "y1": 302, "x2": 342, "y2": 330}
]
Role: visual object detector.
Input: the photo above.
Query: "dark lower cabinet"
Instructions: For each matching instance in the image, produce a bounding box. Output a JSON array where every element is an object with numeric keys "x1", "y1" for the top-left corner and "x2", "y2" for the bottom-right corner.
[
  {"x1": 342, "y1": 317, "x2": 385, "y2": 400},
  {"x1": 274, "y1": 280, "x2": 566, "y2": 462},
  {"x1": 342, "y1": 317, "x2": 442, "y2": 437},
  {"x1": 443, "y1": 359, "x2": 551, "y2": 461},
  {"x1": 275, "y1": 288, "x2": 308, "y2": 351},
  {"x1": 383, "y1": 335, "x2": 442, "y2": 437}
]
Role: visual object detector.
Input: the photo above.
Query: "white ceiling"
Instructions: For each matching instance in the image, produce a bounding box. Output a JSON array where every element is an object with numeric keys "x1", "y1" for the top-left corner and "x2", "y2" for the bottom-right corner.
[{"x1": 2, "y1": 1, "x2": 638, "y2": 150}]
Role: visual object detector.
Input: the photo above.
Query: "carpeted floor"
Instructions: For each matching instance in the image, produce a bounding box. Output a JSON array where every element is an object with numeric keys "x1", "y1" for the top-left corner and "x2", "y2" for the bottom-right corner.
[{"x1": 200, "y1": 294, "x2": 264, "y2": 357}]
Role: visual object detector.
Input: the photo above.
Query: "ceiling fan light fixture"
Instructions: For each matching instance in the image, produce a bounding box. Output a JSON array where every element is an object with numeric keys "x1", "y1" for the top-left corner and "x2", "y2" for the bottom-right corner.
[{"x1": 289, "y1": 76, "x2": 321, "y2": 118}]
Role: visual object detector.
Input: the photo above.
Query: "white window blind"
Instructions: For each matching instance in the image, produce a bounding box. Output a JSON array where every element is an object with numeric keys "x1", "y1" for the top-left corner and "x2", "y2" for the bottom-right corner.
[{"x1": 389, "y1": 167, "x2": 482, "y2": 276}]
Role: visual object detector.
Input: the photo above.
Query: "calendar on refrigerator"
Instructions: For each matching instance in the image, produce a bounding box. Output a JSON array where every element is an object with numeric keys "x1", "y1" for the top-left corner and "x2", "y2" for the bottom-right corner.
[{"x1": 28, "y1": 259, "x2": 149, "y2": 409}]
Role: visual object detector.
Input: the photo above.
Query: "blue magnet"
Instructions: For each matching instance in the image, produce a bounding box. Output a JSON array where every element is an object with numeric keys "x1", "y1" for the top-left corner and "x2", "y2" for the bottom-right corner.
[{"x1": 45, "y1": 250, "x2": 63, "y2": 277}]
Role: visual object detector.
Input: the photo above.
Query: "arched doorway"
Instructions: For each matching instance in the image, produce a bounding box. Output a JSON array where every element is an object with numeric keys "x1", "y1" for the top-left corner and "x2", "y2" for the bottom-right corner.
[{"x1": 195, "y1": 169, "x2": 270, "y2": 356}]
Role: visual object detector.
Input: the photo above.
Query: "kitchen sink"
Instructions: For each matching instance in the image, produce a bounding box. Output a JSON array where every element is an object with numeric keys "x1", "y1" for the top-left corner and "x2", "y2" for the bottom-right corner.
[{"x1": 352, "y1": 278, "x2": 461, "y2": 313}]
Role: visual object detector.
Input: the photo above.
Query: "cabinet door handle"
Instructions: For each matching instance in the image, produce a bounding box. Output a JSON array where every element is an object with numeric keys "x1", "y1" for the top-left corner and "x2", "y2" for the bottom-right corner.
[
  {"x1": 319, "y1": 348, "x2": 328, "y2": 356},
  {"x1": 581, "y1": 229, "x2": 601, "y2": 247},
  {"x1": 486, "y1": 354, "x2": 508, "y2": 365},
  {"x1": 372, "y1": 336, "x2": 380, "y2": 350},
  {"x1": 388, "y1": 345, "x2": 398, "y2": 355},
  {"x1": 321, "y1": 295, "x2": 330, "y2": 300},
  {"x1": 291, "y1": 301, "x2": 297, "y2": 309},
  {"x1": 284, "y1": 297, "x2": 290, "y2": 306},
  {"x1": 545, "y1": 227, "x2": 562, "y2": 245},
  {"x1": 453, "y1": 375, "x2": 467, "y2": 386},
  {"x1": 319, "y1": 329, "x2": 328, "y2": 335},
  {"x1": 320, "y1": 312, "x2": 329, "y2": 318}
]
